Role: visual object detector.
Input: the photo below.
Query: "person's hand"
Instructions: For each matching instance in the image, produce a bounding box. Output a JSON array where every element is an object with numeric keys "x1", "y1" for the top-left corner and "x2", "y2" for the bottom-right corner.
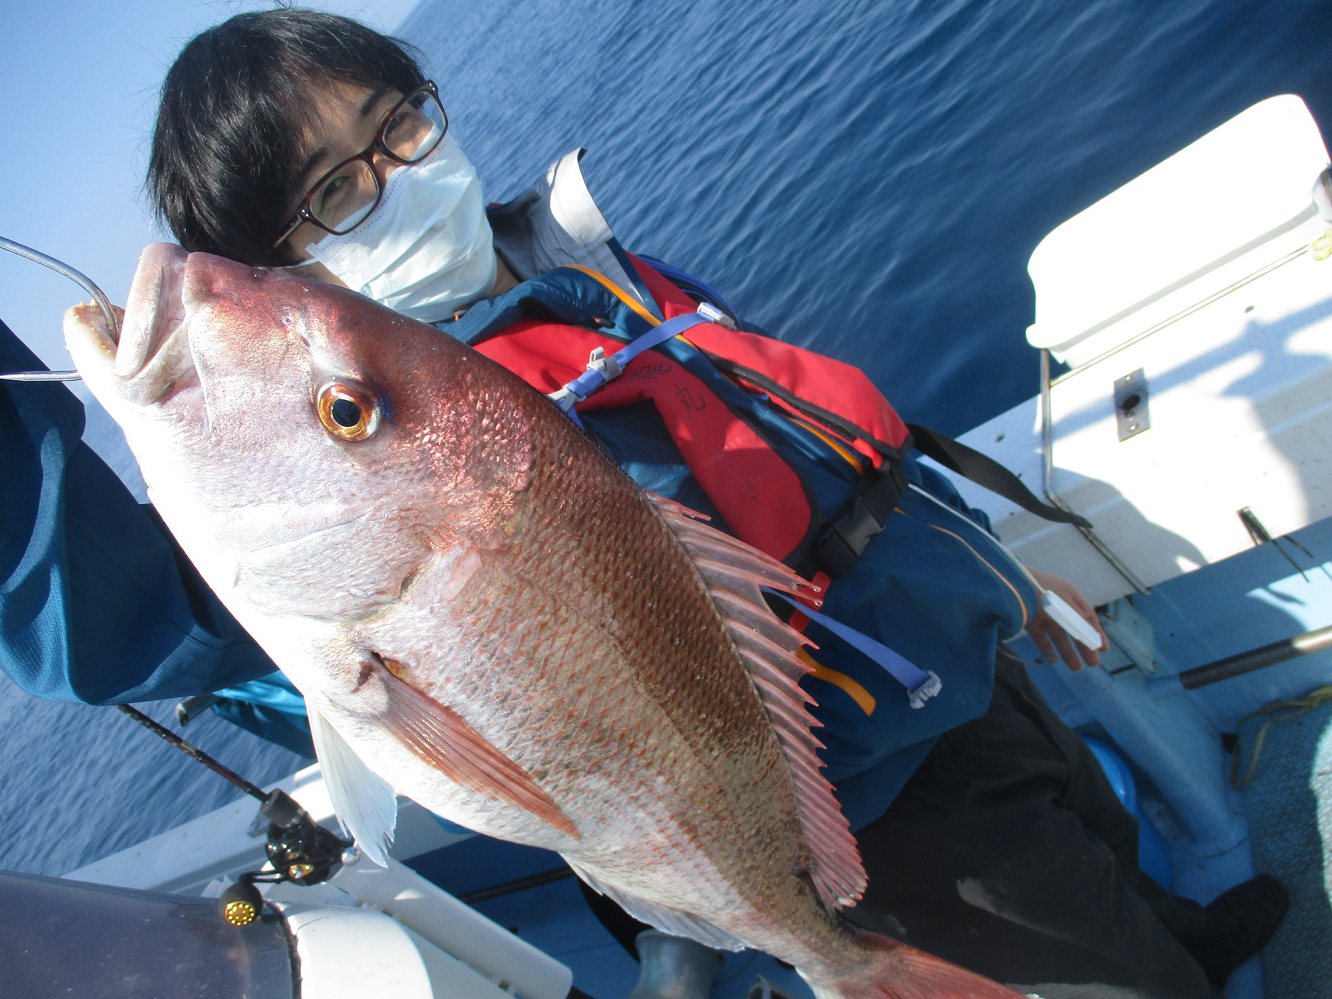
[{"x1": 1027, "y1": 569, "x2": 1109, "y2": 671}]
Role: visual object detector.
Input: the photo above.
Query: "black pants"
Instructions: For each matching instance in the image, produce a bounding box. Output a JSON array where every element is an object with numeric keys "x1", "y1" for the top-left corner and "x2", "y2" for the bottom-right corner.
[
  {"x1": 583, "y1": 651, "x2": 1219, "y2": 998},
  {"x1": 845, "y1": 650, "x2": 1217, "y2": 998}
]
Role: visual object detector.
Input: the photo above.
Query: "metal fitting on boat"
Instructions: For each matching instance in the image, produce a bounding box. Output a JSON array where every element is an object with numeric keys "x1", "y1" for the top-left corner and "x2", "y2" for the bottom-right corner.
[{"x1": 624, "y1": 930, "x2": 723, "y2": 999}]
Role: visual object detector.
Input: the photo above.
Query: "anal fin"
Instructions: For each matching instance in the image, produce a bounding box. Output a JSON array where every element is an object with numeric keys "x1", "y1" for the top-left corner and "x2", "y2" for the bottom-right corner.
[
  {"x1": 811, "y1": 933, "x2": 1027, "y2": 999},
  {"x1": 566, "y1": 860, "x2": 747, "y2": 952}
]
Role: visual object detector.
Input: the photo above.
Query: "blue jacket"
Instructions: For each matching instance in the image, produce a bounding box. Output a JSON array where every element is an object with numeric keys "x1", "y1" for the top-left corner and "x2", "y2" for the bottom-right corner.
[{"x1": 0, "y1": 321, "x2": 282, "y2": 707}]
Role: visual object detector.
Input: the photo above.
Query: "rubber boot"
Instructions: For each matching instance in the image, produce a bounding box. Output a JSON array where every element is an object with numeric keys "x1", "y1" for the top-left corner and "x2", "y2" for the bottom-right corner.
[
  {"x1": 1185, "y1": 874, "x2": 1290, "y2": 989},
  {"x1": 624, "y1": 930, "x2": 723, "y2": 999}
]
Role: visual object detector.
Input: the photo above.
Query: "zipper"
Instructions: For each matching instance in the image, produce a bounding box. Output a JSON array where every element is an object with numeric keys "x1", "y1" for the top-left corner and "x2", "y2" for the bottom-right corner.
[
  {"x1": 906, "y1": 483, "x2": 1044, "y2": 590},
  {"x1": 900, "y1": 484, "x2": 1034, "y2": 630}
]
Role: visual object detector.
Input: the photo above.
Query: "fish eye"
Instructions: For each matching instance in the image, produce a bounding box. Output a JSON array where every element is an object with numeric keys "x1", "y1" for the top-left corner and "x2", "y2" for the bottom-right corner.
[{"x1": 316, "y1": 381, "x2": 381, "y2": 441}]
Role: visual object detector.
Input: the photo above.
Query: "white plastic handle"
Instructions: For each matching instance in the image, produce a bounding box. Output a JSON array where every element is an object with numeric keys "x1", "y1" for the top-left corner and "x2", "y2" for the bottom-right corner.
[{"x1": 1040, "y1": 589, "x2": 1103, "y2": 650}]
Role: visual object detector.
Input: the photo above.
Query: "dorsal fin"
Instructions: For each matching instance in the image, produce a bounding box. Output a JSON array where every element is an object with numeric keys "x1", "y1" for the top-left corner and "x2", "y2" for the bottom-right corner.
[
  {"x1": 647, "y1": 493, "x2": 867, "y2": 909},
  {"x1": 377, "y1": 659, "x2": 580, "y2": 840}
]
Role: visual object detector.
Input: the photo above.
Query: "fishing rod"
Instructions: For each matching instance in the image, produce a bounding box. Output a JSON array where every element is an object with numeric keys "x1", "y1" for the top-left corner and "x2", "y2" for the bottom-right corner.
[
  {"x1": 0, "y1": 235, "x2": 114, "y2": 382},
  {"x1": 114, "y1": 703, "x2": 350, "y2": 927},
  {"x1": 119, "y1": 702, "x2": 577, "y2": 910},
  {"x1": 115, "y1": 704, "x2": 270, "y2": 802}
]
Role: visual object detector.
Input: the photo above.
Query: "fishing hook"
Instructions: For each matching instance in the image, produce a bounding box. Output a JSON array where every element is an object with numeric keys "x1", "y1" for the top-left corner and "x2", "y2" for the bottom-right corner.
[{"x1": 0, "y1": 235, "x2": 120, "y2": 382}]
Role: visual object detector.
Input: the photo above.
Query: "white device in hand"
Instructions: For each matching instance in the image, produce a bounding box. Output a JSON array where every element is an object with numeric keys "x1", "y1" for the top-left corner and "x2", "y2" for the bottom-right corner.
[{"x1": 1039, "y1": 589, "x2": 1103, "y2": 650}]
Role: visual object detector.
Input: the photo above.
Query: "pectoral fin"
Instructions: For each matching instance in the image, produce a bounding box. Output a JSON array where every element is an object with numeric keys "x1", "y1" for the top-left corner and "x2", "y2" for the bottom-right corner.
[{"x1": 378, "y1": 660, "x2": 579, "y2": 840}]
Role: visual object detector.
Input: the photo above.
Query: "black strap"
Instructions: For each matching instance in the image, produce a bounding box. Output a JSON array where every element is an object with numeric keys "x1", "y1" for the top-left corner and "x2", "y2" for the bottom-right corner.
[
  {"x1": 906, "y1": 423, "x2": 1091, "y2": 529},
  {"x1": 699, "y1": 351, "x2": 909, "y2": 461},
  {"x1": 805, "y1": 460, "x2": 909, "y2": 579}
]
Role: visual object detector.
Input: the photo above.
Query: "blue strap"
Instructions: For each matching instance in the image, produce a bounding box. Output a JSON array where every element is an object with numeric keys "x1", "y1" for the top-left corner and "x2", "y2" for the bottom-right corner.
[
  {"x1": 639, "y1": 256, "x2": 739, "y2": 322},
  {"x1": 548, "y1": 311, "x2": 712, "y2": 426},
  {"x1": 765, "y1": 589, "x2": 942, "y2": 709}
]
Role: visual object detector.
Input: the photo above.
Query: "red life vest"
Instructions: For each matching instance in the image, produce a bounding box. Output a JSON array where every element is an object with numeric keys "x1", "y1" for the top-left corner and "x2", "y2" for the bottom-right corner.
[{"x1": 471, "y1": 255, "x2": 910, "y2": 564}]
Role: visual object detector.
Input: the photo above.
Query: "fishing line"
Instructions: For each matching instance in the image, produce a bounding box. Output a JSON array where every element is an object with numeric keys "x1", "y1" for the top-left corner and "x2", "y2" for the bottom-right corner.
[{"x1": 0, "y1": 235, "x2": 118, "y2": 382}]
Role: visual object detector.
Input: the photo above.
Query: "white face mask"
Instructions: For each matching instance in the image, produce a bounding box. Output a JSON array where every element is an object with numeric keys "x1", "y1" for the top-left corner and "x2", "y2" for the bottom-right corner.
[{"x1": 306, "y1": 133, "x2": 497, "y2": 323}]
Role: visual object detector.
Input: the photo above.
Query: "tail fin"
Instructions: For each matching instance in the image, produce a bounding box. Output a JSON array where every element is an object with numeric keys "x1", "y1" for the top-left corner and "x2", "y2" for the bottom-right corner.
[{"x1": 809, "y1": 934, "x2": 1026, "y2": 999}]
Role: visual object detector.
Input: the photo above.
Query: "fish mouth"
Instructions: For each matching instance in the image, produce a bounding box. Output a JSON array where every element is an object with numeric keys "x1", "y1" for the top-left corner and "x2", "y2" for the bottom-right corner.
[
  {"x1": 119, "y1": 242, "x2": 197, "y2": 405},
  {"x1": 67, "y1": 242, "x2": 280, "y2": 409},
  {"x1": 64, "y1": 242, "x2": 197, "y2": 407}
]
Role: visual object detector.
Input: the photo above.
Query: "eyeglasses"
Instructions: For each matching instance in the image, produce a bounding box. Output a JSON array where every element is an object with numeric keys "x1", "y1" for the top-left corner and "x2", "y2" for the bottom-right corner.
[{"x1": 272, "y1": 81, "x2": 448, "y2": 251}]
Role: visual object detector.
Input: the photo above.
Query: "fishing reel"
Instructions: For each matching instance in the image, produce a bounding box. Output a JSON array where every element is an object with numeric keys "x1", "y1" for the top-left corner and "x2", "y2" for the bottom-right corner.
[
  {"x1": 108, "y1": 705, "x2": 357, "y2": 930},
  {"x1": 218, "y1": 789, "x2": 352, "y2": 927}
]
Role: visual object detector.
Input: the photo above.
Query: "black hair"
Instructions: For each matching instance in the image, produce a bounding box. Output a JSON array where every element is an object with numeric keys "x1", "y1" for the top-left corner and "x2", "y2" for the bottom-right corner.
[{"x1": 148, "y1": 8, "x2": 424, "y2": 266}]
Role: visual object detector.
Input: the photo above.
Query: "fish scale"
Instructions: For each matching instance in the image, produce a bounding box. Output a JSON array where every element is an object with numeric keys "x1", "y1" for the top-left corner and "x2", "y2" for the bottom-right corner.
[
  {"x1": 503, "y1": 415, "x2": 800, "y2": 853},
  {"x1": 66, "y1": 242, "x2": 1024, "y2": 999}
]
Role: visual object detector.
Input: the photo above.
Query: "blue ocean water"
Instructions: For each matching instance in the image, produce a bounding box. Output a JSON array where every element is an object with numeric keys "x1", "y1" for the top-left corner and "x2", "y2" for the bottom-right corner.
[{"x1": 4, "y1": 0, "x2": 1332, "y2": 878}]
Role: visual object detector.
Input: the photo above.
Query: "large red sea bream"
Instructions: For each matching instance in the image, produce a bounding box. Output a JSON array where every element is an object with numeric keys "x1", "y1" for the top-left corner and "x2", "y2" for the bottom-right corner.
[{"x1": 65, "y1": 243, "x2": 1020, "y2": 999}]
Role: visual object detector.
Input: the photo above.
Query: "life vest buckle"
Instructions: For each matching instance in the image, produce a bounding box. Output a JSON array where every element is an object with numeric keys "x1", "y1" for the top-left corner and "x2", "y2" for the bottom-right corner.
[
  {"x1": 585, "y1": 346, "x2": 622, "y2": 381},
  {"x1": 547, "y1": 384, "x2": 581, "y2": 413},
  {"x1": 696, "y1": 300, "x2": 736, "y2": 330},
  {"x1": 547, "y1": 312, "x2": 713, "y2": 426},
  {"x1": 807, "y1": 462, "x2": 908, "y2": 579},
  {"x1": 546, "y1": 346, "x2": 624, "y2": 421},
  {"x1": 908, "y1": 670, "x2": 943, "y2": 710}
]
